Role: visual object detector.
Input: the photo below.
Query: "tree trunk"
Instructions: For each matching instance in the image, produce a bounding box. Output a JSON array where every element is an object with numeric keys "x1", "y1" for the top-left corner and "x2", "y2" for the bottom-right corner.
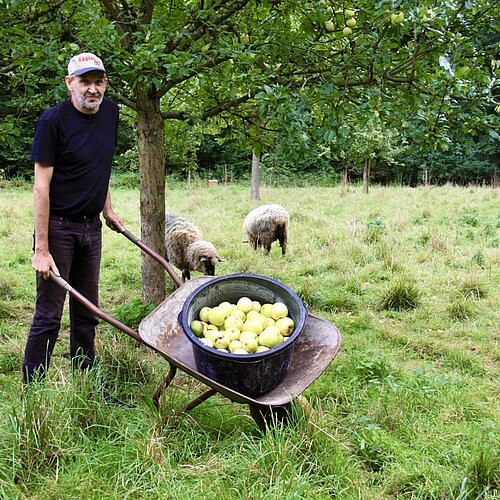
[
  {"x1": 342, "y1": 159, "x2": 349, "y2": 190},
  {"x1": 423, "y1": 166, "x2": 430, "y2": 186},
  {"x1": 362, "y1": 157, "x2": 371, "y2": 193},
  {"x1": 136, "y1": 87, "x2": 166, "y2": 304},
  {"x1": 251, "y1": 151, "x2": 261, "y2": 201}
]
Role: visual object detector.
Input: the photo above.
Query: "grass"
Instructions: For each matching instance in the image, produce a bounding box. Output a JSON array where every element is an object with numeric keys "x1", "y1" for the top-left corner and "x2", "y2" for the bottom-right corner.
[{"x1": 0, "y1": 181, "x2": 498, "y2": 498}]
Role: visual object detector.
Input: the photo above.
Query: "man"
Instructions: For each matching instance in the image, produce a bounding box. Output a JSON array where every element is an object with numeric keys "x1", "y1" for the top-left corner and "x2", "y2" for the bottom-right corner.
[{"x1": 23, "y1": 52, "x2": 124, "y2": 383}]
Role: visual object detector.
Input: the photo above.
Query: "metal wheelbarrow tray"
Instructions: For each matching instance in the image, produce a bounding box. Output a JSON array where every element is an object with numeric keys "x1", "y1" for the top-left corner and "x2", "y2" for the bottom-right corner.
[{"x1": 52, "y1": 229, "x2": 342, "y2": 429}]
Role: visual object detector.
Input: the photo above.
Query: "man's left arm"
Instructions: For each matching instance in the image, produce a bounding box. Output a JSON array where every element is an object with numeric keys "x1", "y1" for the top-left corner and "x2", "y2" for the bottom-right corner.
[{"x1": 102, "y1": 190, "x2": 124, "y2": 232}]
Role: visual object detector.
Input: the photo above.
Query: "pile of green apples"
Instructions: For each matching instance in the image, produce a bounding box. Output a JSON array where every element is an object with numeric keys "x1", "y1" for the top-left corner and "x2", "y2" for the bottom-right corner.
[{"x1": 189, "y1": 296, "x2": 295, "y2": 355}]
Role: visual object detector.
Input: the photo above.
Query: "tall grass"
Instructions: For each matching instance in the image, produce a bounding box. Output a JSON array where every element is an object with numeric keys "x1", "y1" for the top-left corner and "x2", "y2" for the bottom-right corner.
[{"x1": 0, "y1": 182, "x2": 498, "y2": 498}]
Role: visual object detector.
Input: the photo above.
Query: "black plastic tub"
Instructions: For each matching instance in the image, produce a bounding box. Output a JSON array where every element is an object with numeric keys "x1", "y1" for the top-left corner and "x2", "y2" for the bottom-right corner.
[{"x1": 178, "y1": 274, "x2": 308, "y2": 397}]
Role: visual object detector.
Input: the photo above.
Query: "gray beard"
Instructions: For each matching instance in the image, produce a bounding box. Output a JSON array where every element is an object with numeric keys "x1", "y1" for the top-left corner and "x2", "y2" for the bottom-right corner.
[{"x1": 75, "y1": 93, "x2": 103, "y2": 111}]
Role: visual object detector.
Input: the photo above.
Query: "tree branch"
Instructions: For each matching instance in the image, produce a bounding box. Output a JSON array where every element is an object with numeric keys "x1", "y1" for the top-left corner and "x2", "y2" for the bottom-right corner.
[
  {"x1": 158, "y1": 53, "x2": 233, "y2": 98},
  {"x1": 168, "y1": 0, "x2": 255, "y2": 53},
  {"x1": 161, "y1": 93, "x2": 253, "y2": 122},
  {"x1": 107, "y1": 91, "x2": 138, "y2": 112}
]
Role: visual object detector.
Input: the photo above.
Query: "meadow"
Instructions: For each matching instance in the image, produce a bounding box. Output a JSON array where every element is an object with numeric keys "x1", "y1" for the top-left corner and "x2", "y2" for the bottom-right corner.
[{"x1": 0, "y1": 181, "x2": 498, "y2": 499}]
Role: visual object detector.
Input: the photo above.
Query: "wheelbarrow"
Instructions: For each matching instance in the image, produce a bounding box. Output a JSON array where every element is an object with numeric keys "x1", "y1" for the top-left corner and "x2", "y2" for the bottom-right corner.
[{"x1": 50, "y1": 228, "x2": 342, "y2": 430}]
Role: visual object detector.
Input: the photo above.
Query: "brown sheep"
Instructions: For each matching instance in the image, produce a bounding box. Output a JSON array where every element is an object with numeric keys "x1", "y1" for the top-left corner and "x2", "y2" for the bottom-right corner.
[
  {"x1": 165, "y1": 214, "x2": 221, "y2": 281},
  {"x1": 243, "y1": 204, "x2": 289, "y2": 255}
]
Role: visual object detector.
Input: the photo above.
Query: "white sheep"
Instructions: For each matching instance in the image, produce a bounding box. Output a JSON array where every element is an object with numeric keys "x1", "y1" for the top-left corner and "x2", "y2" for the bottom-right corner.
[
  {"x1": 243, "y1": 204, "x2": 289, "y2": 255},
  {"x1": 165, "y1": 214, "x2": 221, "y2": 281}
]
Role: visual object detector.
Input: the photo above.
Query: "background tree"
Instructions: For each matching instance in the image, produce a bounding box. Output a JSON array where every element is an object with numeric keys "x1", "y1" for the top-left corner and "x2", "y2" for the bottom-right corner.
[{"x1": 1, "y1": 0, "x2": 498, "y2": 302}]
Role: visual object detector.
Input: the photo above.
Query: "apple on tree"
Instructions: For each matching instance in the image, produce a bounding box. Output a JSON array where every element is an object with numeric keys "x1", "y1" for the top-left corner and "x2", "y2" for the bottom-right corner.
[
  {"x1": 324, "y1": 20, "x2": 335, "y2": 32},
  {"x1": 390, "y1": 11, "x2": 404, "y2": 25}
]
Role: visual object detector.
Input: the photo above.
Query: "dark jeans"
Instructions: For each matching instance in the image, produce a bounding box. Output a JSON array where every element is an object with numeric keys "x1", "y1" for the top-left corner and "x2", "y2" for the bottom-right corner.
[{"x1": 23, "y1": 215, "x2": 103, "y2": 383}]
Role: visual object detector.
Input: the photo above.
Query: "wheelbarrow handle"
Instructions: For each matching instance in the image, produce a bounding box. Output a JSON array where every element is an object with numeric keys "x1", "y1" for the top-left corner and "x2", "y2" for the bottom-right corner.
[
  {"x1": 120, "y1": 228, "x2": 183, "y2": 288},
  {"x1": 49, "y1": 271, "x2": 143, "y2": 343}
]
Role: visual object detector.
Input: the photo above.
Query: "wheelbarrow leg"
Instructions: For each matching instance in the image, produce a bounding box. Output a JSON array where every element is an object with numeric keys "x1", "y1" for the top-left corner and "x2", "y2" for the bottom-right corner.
[
  {"x1": 153, "y1": 363, "x2": 177, "y2": 409},
  {"x1": 178, "y1": 388, "x2": 217, "y2": 414},
  {"x1": 248, "y1": 403, "x2": 293, "y2": 431}
]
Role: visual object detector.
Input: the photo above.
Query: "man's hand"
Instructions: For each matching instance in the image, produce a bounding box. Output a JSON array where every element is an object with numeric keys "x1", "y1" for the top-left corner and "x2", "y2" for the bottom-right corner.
[
  {"x1": 32, "y1": 250, "x2": 60, "y2": 280},
  {"x1": 103, "y1": 210, "x2": 124, "y2": 233}
]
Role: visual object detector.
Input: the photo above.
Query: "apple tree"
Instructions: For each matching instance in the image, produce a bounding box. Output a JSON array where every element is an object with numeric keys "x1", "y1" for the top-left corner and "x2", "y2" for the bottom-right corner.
[{"x1": 1, "y1": 0, "x2": 498, "y2": 302}]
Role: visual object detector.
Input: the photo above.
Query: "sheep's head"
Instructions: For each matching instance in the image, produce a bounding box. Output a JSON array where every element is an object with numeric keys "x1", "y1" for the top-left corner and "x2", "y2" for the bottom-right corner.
[{"x1": 188, "y1": 241, "x2": 221, "y2": 276}]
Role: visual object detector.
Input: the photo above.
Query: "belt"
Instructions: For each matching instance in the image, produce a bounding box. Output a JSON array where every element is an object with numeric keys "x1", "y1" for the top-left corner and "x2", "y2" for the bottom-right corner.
[{"x1": 50, "y1": 215, "x2": 100, "y2": 223}]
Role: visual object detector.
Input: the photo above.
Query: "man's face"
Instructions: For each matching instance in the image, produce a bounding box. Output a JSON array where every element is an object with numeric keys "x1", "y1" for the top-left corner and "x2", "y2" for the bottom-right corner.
[{"x1": 65, "y1": 71, "x2": 108, "y2": 113}]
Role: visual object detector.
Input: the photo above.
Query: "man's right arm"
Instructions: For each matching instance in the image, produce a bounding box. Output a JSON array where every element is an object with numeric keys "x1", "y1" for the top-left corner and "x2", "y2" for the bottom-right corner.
[{"x1": 32, "y1": 162, "x2": 59, "y2": 279}]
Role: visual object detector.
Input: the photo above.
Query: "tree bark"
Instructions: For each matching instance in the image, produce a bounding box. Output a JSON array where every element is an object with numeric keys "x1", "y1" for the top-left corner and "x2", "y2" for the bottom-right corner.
[
  {"x1": 342, "y1": 159, "x2": 349, "y2": 190},
  {"x1": 136, "y1": 86, "x2": 166, "y2": 304},
  {"x1": 251, "y1": 151, "x2": 261, "y2": 201},
  {"x1": 362, "y1": 157, "x2": 371, "y2": 194}
]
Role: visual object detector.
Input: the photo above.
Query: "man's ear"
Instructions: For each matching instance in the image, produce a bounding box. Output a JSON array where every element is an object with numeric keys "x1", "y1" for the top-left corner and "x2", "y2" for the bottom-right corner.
[{"x1": 65, "y1": 76, "x2": 73, "y2": 91}]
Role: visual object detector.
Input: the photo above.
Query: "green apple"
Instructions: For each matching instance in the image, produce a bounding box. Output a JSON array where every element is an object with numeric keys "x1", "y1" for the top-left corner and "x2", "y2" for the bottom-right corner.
[
  {"x1": 190, "y1": 320, "x2": 205, "y2": 337},
  {"x1": 230, "y1": 307, "x2": 246, "y2": 321},
  {"x1": 224, "y1": 315, "x2": 244, "y2": 331},
  {"x1": 218, "y1": 301, "x2": 233, "y2": 316},
  {"x1": 240, "y1": 336, "x2": 258, "y2": 353},
  {"x1": 217, "y1": 348, "x2": 228, "y2": 352},
  {"x1": 236, "y1": 296, "x2": 253, "y2": 313},
  {"x1": 205, "y1": 329, "x2": 224, "y2": 343},
  {"x1": 342, "y1": 26, "x2": 352, "y2": 36},
  {"x1": 346, "y1": 18, "x2": 356, "y2": 28},
  {"x1": 258, "y1": 326, "x2": 282, "y2": 348},
  {"x1": 199, "y1": 306, "x2": 211, "y2": 322},
  {"x1": 251, "y1": 300, "x2": 261, "y2": 311},
  {"x1": 275, "y1": 317, "x2": 295, "y2": 336},
  {"x1": 271, "y1": 302, "x2": 288, "y2": 320},
  {"x1": 200, "y1": 337, "x2": 214, "y2": 348},
  {"x1": 256, "y1": 345, "x2": 270, "y2": 353},
  {"x1": 229, "y1": 340, "x2": 244, "y2": 352},
  {"x1": 240, "y1": 331, "x2": 257, "y2": 343},
  {"x1": 206, "y1": 324, "x2": 219, "y2": 331},
  {"x1": 260, "y1": 303, "x2": 274, "y2": 318},
  {"x1": 246, "y1": 310, "x2": 268, "y2": 329},
  {"x1": 390, "y1": 11, "x2": 404, "y2": 25},
  {"x1": 239, "y1": 34, "x2": 250, "y2": 44},
  {"x1": 324, "y1": 20, "x2": 335, "y2": 32},
  {"x1": 344, "y1": 9, "x2": 355, "y2": 18},
  {"x1": 225, "y1": 327, "x2": 241, "y2": 341},
  {"x1": 232, "y1": 348, "x2": 248, "y2": 355},
  {"x1": 214, "y1": 333, "x2": 230, "y2": 350},
  {"x1": 242, "y1": 318, "x2": 263, "y2": 334},
  {"x1": 208, "y1": 306, "x2": 226, "y2": 326}
]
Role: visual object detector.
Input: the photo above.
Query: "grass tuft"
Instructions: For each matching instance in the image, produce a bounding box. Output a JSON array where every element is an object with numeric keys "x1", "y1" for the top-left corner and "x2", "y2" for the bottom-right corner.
[
  {"x1": 378, "y1": 277, "x2": 420, "y2": 311},
  {"x1": 459, "y1": 277, "x2": 488, "y2": 299},
  {"x1": 448, "y1": 298, "x2": 475, "y2": 320}
]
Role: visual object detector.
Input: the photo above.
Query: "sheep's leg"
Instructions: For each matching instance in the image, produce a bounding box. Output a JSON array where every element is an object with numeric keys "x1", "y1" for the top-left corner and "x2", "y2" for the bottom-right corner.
[
  {"x1": 280, "y1": 238, "x2": 287, "y2": 256},
  {"x1": 182, "y1": 269, "x2": 191, "y2": 281}
]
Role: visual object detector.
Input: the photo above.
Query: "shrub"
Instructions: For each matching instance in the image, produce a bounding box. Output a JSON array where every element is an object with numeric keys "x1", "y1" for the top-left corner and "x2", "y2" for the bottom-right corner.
[
  {"x1": 113, "y1": 297, "x2": 156, "y2": 330},
  {"x1": 365, "y1": 216, "x2": 386, "y2": 243}
]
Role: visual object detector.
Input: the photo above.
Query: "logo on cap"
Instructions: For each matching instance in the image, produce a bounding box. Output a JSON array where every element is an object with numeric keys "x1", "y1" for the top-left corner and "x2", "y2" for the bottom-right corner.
[{"x1": 67, "y1": 52, "x2": 106, "y2": 76}]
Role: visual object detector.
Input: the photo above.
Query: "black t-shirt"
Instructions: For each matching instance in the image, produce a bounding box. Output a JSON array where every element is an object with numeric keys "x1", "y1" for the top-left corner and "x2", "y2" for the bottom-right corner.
[{"x1": 30, "y1": 98, "x2": 119, "y2": 217}]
